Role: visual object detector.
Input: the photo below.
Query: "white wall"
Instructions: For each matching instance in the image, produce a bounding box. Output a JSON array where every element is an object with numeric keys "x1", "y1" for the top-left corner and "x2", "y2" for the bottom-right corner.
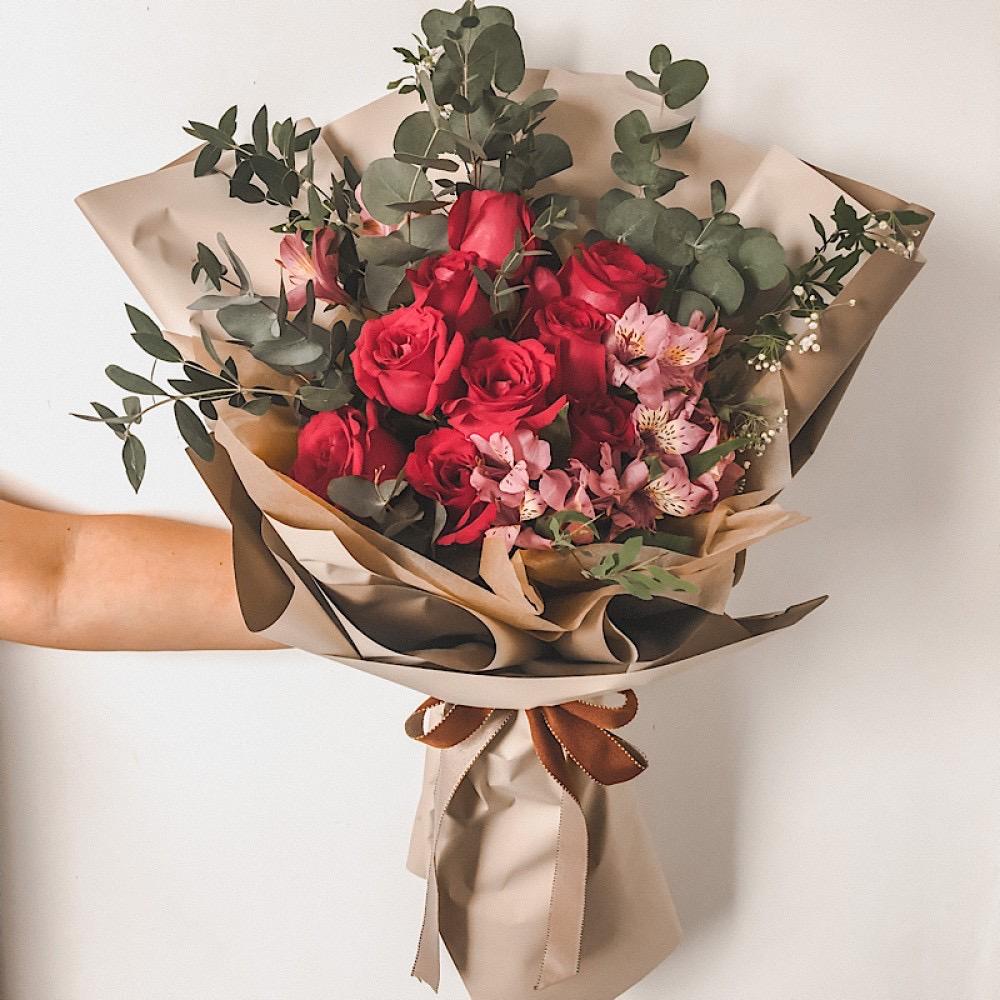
[{"x1": 1, "y1": 1, "x2": 999, "y2": 997}]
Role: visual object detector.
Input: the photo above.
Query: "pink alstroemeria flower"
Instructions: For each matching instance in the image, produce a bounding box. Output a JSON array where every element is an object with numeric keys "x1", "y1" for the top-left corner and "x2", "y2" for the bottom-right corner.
[
  {"x1": 277, "y1": 228, "x2": 350, "y2": 311},
  {"x1": 644, "y1": 455, "x2": 716, "y2": 518},
  {"x1": 605, "y1": 302, "x2": 724, "y2": 406},
  {"x1": 632, "y1": 401, "x2": 709, "y2": 457},
  {"x1": 469, "y1": 428, "x2": 552, "y2": 511},
  {"x1": 581, "y1": 444, "x2": 656, "y2": 535}
]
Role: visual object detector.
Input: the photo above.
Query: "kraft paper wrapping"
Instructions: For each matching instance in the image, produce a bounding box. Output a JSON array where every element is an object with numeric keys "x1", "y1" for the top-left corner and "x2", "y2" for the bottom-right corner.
[{"x1": 77, "y1": 68, "x2": 931, "y2": 1000}]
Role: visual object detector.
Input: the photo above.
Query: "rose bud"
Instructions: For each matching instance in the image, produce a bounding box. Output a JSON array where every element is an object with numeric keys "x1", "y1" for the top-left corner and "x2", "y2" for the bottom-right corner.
[
  {"x1": 558, "y1": 239, "x2": 667, "y2": 315},
  {"x1": 351, "y1": 304, "x2": 465, "y2": 416},
  {"x1": 291, "y1": 405, "x2": 406, "y2": 501},
  {"x1": 448, "y1": 189, "x2": 536, "y2": 276}
]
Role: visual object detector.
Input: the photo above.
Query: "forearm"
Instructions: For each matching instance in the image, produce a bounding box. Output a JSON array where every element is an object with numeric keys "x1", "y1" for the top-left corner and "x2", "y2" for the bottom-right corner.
[{"x1": 0, "y1": 500, "x2": 280, "y2": 651}]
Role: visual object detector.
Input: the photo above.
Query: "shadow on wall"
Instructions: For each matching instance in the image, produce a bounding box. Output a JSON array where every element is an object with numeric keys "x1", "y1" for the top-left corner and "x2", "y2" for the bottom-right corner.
[{"x1": 628, "y1": 659, "x2": 746, "y2": 943}]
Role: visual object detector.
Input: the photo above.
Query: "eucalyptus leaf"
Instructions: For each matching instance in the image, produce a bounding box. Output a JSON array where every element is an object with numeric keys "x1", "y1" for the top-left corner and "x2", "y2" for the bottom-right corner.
[
  {"x1": 106, "y1": 365, "x2": 166, "y2": 396},
  {"x1": 640, "y1": 119, "x2": 693, "y2": 150},
  {"x1": 649, "y1": 44, "x2": 672, "y2": 73},
  {"x1": 673, "y1": 289, "x2": 717, "y2": 326},
  {"x1": 686, "y1": 437, "x2": 747, "y2": 478},
  {"x1": 217, "y1": 301, "x2": 279, "y2": 344},
  {"x1": 710, "y1": 179, "x2": 727, "y2": 215},
  {"x1": 364, "y1": 264, "x2": 407, "y2": 312},
  {"x1": 615, "y1": 109, "x2": 656, "y2": 162},
  {"x1": 251, "y1": 337, "x2": 324, "y2": 368},
  {"x1": 132, "y1": 332, "x2": 182, "y2": 362},
  {"x1": 625, "y1": 70, "x2": 661, "y2": 95},
  {"x1": 122, "y1": 436, "x2": 146, "y2": 492},
  {"x1": 361, "y1": 158, "x2": 433, "y2": 225},
  {"x1": 173, "y1": 401, "x2": 215, "y2": 461},
  {"x1": 737, "y1": 233, "x2": 787, "y2": 290},
  {"x1": 125, "y1": 304, "x2": 160, "y2": 337},
  {"x1": 690, "y1": 255, "x2": 746, "y2": 313},
  {"x1": 658, "y1": 59, "x2": 709, "y2": 108}
]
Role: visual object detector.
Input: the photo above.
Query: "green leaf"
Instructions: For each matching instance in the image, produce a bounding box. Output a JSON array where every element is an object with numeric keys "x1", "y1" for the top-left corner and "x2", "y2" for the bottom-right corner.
[
  {"x1": 122, "y1": 436, "x2": 146, "y2": 492},
  {"x1": 467, "y1": 23, "x2": 525, "y2": 94},
  {"x1": 106, "y1": 365, "x2": 166, "y2": 396},
  {"x1": 132, "y1": 331, "x2": 182, "y2": 362},
  {"x1": 737, "y1": 233, "x2": 787, "y2": 290},
  {"x1": 710, "y1": 179, "x2": 727, "y2": 215},
  {"x1": 625, "y1": 69, "x2": 661, "y2": 95},
  {"x1": 355, "y1": 233, "x2": 430, "y2": 267},
  {"x1": 193, "y1": 144, "x2": 221, "y2": 177},
  {"x1": 658, "y1": 59, "x2": 709, "y2": 108},
  {"x1": 615, "y1": 110, "x2": 656, "y2": 162},
  {"x1": 538, "y1": 404, "x2": 571, "y2": 467},
  {"x1": 673, "y1": 290, "x2": 717, "y2": 327},
  {"x1": 217, "y1": 301, "x2": 279, "y2": 344},
  {"x1": 640, "y1": 119, "x2": 693, "y2": 150},
  {"x1": 125, "y1": 303, "x2": 160, "y2": 338},
  {"x1": 252, "y1": 106, "x2": 269, "y2": 153},
  {"x1": 652, "y1": 206, "x2": 702, "y2": 266},
  {"x1": 297, "y1": 374, "x2": 354, "y2": 412},
  {"x1": 596, "y1": 189, "x2": 633, "y2": 233},
  {"x1": 360, "y1": 157, "x2": 433, "y2": 225},
  {"x1": 80, "y1": 401, "x2": 127, "y2": 439},
  {"x1": 406, "y1": 214, "x2": 449, "y2": 252},
  {"x1": 393, "y1": 111, "x2": 454, "y2": 158},
  {"x1": 364, "y1": 264, "x2": 407, "y2": 312},
  {"x1": 649, "y1": 44, "x2": 672, "y2": 73},
  {"x1": 173, "y1": 401, "x2": 215, "y2": 461},
  {"x1": 191, "y1": 242, "x2": 227, "y2": 290},
  {"x1": 640, "y1": 530, "x2": 698, "y2": 556},
  {"x1": 327, "y1": 475, "x2": 388, "y2": 519},
  {"x1": 894, "y1": 209, "x2": 929, "y2": 225},
  {"x1": 690, "y1": 256, "x2": 745, "y2": 313},
  {"x1": 616, "y1": 534, "x2": 644, "y2": 569},
  {"x1": 686, "y1": 437, "x2": 748, "y2": 478},
  {"x1": 251, "y1": 337, "x2": 324, "y2": 368}
]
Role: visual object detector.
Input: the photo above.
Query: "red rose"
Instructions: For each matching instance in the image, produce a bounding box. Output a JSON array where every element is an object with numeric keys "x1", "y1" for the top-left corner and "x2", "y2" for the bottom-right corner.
[
  {"x1": 448, "y1": 189, "x2": 535, "y2": 275},
  {"x1": 568, "y1": 394, "x2": 638, "y2": 467},
  {"x1": 291, "y1": 405, "x2": 406, "y2": 500},
  {"x1": 351, "y1": 304, "x2": 465, "y2": 416},
  {"x1": 404, "y1": 427, "x2": 497, "y2": 545},
  {"x1": 558, "y1": 239, "x2": 667, "y2": 315},
  {"x1": 442, "y1": 337, "x2": 566, "y2": 438},
  {"x1": 534, "y1": 296, "x2": 611, "y2": 401},
  {"x1": 407, "y1": 250, "x2": 493, "y2": 336}
]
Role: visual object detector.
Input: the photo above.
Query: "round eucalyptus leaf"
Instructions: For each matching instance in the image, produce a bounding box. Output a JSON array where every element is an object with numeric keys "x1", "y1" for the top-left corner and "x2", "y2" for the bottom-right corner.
[
  {"x1": 615, "y1": 109, "x2": 655, "y2": 162},
  {"x1": 690, "y1": 255, "x2": 746, "y2": 313},
  {"x1": 468, "y1": 23, "x2": 525, "y2": 94},
  {"x1": 737, "y1": 233, "x2": 788, "y2": 290},
  {"x1": 360, "y1": 157, "x2": 433, "y2": 225},
  {"x1": 393, "y1": 111, "x2": 455, "y2": 158},
  {"x1": 251, "y1": 337, "x2": 324, "y2": 368},
  {"x1": 218, "y1": 301, "x2": 279, "y2": 345},
  {"x1": 658, "y1": 59, "x2": 709, "y2": 109},
  {"x1": 652, "y1": 206, "x2": 702, "y2": 266},
  {"x1": 649, "y1": 44, "x2": 672, "y2": 73},
  {"x1": 605, "y1": 196, "x2": 662, "y2": 260},
  {"x1": 674, "y1": 290, "x2": 717, "y2": 327}
]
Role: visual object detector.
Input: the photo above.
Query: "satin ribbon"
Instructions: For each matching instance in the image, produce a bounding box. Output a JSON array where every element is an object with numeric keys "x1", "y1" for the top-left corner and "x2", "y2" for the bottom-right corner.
[{"x1": 405, "y1": 691, "x2": 647, "y2": 992}]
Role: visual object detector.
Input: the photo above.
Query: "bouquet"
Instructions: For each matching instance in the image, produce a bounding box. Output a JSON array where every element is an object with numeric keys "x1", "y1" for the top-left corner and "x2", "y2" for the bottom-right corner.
[{"x1": 75, "y1": 5, "x2": 931, "y2": 998}]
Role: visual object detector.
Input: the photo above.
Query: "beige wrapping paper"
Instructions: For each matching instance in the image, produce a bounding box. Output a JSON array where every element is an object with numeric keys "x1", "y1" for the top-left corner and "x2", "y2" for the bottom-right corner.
[{"x1": 77, "y1": 68, "x2": 931, "y2": 1000}]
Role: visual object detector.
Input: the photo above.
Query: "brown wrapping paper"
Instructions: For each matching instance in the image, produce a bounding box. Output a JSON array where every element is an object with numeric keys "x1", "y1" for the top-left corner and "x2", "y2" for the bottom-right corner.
[{"x1": 77, "y1": 68, "x2": 930, "y2": 1000}]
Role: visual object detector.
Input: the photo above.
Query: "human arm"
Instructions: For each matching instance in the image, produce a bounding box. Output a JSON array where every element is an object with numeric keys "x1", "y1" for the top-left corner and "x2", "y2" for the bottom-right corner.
[{"x1": 0, "y1": 499, "x2": 280, "y2": 651}]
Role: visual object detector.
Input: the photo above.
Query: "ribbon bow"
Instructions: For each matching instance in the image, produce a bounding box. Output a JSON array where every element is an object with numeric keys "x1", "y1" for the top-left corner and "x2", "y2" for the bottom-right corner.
[{"x1": 405, "y1": 692, "x2": 646, "y2": 991}]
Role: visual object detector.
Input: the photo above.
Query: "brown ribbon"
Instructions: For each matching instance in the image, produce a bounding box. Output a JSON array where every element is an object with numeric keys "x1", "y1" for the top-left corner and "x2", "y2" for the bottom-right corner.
[{"x1": 404, "y1": 692, "x2": 646, "y2": 992}]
